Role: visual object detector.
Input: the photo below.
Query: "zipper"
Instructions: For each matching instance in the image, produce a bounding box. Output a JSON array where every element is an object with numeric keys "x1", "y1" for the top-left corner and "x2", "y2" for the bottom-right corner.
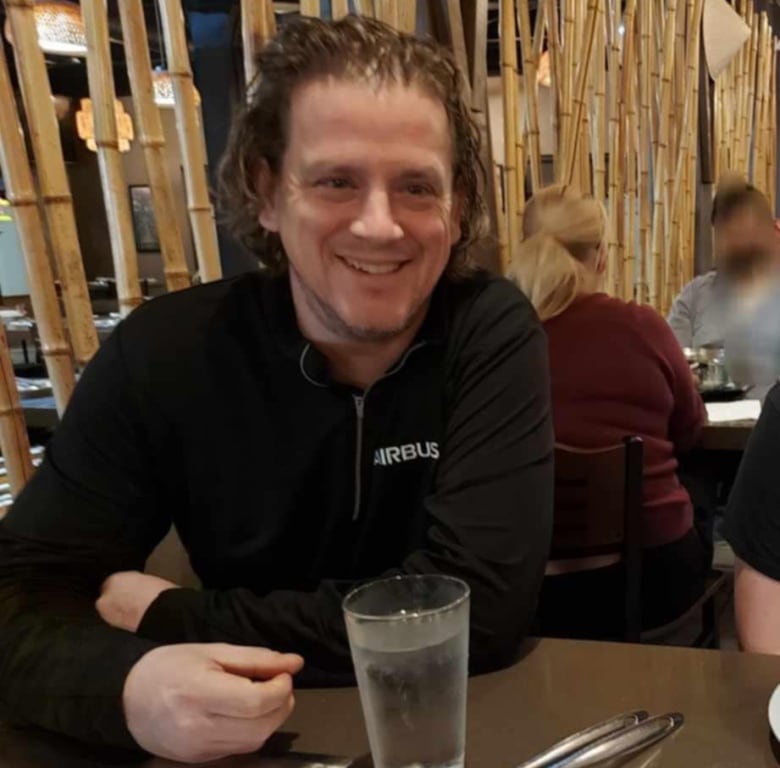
[
  {"x1": 350, "y1": 341, "x2": 428, "y2": 522},
  {"x1": 352, "y1": 394, "x2": 365, "y2": 521}
]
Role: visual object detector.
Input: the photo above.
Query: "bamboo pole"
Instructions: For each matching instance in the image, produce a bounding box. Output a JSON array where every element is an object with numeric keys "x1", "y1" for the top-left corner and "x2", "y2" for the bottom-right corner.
[
  {"x1": 3, "y1": 0, "x2": 98, "y2": 366},
  {"x1": 559, "y1": 0, "x2": 576, "y2": 176},
  {"x1": 665, "y1": 0, "x2": 704, "y2": 309},
  {"x1": 592, "y1": 0, "x2": 607, "y2": 205},
  {"x1": 636, "y1": 0, "x2": 652, "y2": 303},
  {"x1": 332, "y1": 0, "x2": 351, "y2": 19},
  {"x1": 650, "y1": 0, "x2": 679, "y2": 310},
  {"x1": 300, "y1": 0, "x2": 320, "y2": 16},
  {"x1": 158, "y1": 0, "x2": 222, "y2": 283},
  {"x1": 770, "y1": 46, "x2": 777, "y2": 212},
  {"x1": 753, "y1": 14, "x2": 768, "y2": 193},
  {"x1": 517, "y1": 0, "x2": 542, "y2": 192},
  {"x1": 605, "y1": 0, "x2": 621, "y2": 293},
  {"x1": 742, "y1": 12, "x2": 759, "y2": 177},
  {"x1": 673, "y1": 0, "x2": 687, "y2": 158},
  {"x1": 562, "y1": 0, "x2": 601, "y2": 186},
  {"x1": 119, "y1": 0, "x2": 191, "y2": 294},
  {"x1": 0, "y1": 44, "x2": 76, "y2": 415},
  {"x1": 242, "y1": 0, "x2": 275, "y2": 87},
  {"x1": 546, "y1": 0, "x2": 562, "y2": 177},
  {"x1": 396, "y1": 0, "x2": 417, "y2": 34},
  {"x1": 82, "y1": 0, "x2": 143, "y2": 316},
  {"x1": 620, "y1": 0, "x2": 639, "y2": 299},
  {"x1": 0, "y1": 323, "x2": 33, "y2": 496},
  {"x1": 500, "y1": 0, "x2": 520, "y2": 267},
  {"x1": 354, "y1": 0, "x2": 375, "y2": 16}
]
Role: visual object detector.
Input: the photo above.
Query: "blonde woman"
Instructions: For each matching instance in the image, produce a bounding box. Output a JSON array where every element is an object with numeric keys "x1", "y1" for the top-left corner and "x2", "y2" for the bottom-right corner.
[{"x1": 510, "y1": 185, "x2": 708, "y2": 638}]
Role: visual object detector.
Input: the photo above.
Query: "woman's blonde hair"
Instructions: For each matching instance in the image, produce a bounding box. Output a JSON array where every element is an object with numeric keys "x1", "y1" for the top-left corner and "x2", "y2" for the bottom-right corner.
[{"x1": 508, "y1": 185, "x2": 607, "y2": 321}]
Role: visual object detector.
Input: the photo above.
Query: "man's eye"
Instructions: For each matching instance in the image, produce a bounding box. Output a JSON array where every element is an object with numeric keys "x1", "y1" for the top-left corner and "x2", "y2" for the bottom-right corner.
[
  {"x1": 317, "y1": 178, "x2": 353, "y2": 190},
  {"x1": 406, "y1": 183, "x2": 434, "y2": 196}
]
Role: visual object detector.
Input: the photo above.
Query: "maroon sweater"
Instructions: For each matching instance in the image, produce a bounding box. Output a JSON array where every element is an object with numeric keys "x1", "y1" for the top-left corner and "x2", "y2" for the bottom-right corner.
[{"x1": 544, "y1": 293, "x2": 706, "y2": 548}]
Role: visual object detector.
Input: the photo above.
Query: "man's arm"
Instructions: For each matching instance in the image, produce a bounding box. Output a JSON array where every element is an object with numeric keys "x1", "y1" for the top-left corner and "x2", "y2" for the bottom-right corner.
[
  {"x1": 135, "y1": 283, "x2": 554, "y2": 679},
  {"x1": 724, "y1": 385, "x2": 780, "y2": 654},
  {"x1": 734, "y1": 557, "x2": 780, "y2": 653},
  {"x1": 667, "y1": 281, "x2": 696, "y2": 348},
  {"x1": 0, "y1": 326, "x2": 169, "y2": 747}
]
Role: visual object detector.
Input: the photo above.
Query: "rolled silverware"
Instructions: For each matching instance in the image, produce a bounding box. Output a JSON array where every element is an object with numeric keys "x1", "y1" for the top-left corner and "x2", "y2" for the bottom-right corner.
[
  {"x1": 540, "y1": 712, "x2": 684, "y2": 768},
  {"x1": 516, "y1": 710, "x2": 649, "y2": 768}
]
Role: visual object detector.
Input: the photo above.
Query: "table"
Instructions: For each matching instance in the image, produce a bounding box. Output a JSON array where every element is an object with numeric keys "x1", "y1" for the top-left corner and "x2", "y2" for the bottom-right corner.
[
  {"x1": 700, "y1": 419, "x2": 756, "y2": 452},
  {"x1": 2, "y1": 638, "x2": 780, "y2": 767}
]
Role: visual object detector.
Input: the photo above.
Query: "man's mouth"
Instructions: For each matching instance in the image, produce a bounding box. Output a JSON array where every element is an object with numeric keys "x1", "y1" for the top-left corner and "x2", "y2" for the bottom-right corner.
[{"x1": 339, "y1": 256, "x2": 407, "y2": 275}]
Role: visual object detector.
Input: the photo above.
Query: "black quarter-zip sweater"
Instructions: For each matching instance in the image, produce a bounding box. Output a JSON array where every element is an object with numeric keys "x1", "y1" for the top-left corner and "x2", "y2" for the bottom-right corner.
[{"x1": 0, "y1": 269, "x2": 553, "y2": 750}]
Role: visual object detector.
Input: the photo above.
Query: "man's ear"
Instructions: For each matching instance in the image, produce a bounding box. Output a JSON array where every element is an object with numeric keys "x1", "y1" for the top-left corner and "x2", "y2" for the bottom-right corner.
[{"x1": 256, "y1": 159, "x2": 279, "y2": 232}]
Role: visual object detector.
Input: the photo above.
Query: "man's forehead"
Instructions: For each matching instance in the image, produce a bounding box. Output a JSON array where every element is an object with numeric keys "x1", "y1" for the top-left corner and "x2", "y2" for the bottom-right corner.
[{"x1": 286, "y1": 78, "x2": 451, "y2": 144}]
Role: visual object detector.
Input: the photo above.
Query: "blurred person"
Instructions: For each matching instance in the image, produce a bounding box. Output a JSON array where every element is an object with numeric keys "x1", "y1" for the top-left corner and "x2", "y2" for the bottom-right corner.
[
  {"x1": 0, "y1": 16, "x2": 554, "y2": 761},
  {"x1": 510, "y1": 185, "x2": 709, "y2": 639},
  {"x1": 668, "y1": 174, "x2": 780, "y2": 398}
]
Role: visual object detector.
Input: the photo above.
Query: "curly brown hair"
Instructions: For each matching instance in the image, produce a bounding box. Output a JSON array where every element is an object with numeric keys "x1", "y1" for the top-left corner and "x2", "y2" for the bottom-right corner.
[{"x1": 218, "y1": 14, "x2": 486, "y2": 277}]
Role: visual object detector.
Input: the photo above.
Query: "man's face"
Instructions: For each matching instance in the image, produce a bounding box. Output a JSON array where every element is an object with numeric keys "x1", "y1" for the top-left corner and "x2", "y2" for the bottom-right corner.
[
  {"x1": 258, "y1": 77, "x2": 462, "y2": 343},
  {"x1": 715, "y1": 207, "x2": 779, "y2": 282}
]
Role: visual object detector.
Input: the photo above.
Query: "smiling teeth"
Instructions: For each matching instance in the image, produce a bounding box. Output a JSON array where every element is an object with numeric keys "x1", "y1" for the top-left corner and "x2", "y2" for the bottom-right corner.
[{"x1": 343, "y1": 258, "x2": 401, "y2": 275}]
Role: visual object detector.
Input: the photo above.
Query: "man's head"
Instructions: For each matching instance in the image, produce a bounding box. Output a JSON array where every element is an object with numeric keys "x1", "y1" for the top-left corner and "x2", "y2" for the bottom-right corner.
[
  {"x1": 219, "y1": 15, "x2": 485, "y2": 342},
  {"x1": 712, "y1": 173, "x2": 779, "y2": 282}
]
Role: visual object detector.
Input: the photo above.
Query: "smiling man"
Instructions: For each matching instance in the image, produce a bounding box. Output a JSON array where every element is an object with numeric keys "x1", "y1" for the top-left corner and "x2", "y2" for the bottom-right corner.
[{"x1": 0, "y1": 16, "x2": 553, "y2": 763}]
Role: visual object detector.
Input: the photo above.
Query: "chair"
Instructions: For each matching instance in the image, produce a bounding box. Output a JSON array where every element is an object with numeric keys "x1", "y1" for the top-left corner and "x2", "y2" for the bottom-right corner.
[
  {"x1": 549, "y1": 437, "x2": 729, "y2": 646},
  {"x1": 550, "y1": 437, "x2": 644, "y2": 642}
]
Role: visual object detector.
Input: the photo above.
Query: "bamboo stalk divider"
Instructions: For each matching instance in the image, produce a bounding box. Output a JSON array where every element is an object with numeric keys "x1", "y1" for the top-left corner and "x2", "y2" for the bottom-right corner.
[
  {"x1": 3, "y1": 0, "x2": 98, "y2": 366},
  {"x1": 500, "y1": 0, "x2": 520, "y2": 269},
  {"x1": 332, "y1": 0, "x2": 350, "y2": 19},
  {"x1": 650, "y1": 0, "x2": 678, "y2": 308},
  {"x1": 299, "y1": 0, "x2": 321, "y2": 17},
  {"x1": 0, "y1": 323, "x2": 33, "y2": 496},
  {"x1": 517, "y1": 0, "x2": 542, "y2": 193},
  {"x1": 562, "y1": 0, "x2": 601, "y2": 186},
  {"x1": 119, "y1": 0, "x2": 191, "y2": 294},
  {"x1": 0, "y1": 43, "x2": 76, "y2": 415},
  {"x1": 242, "y1": 0, "x2": 275, "y2": 87},
  {"x1": 396, "y1": 1, "x2": 417, "y2": 34},
  {"x1": 81, "y1": 0, "x2": 144, "y2": 316},
  {"x1": 158, "y1": 0, "x2": 222, "y2": 283}
]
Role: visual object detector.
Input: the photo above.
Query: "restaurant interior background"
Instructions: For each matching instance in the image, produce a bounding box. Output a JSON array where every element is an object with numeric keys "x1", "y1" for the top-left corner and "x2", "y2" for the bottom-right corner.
[{"x1": 0, "y1": 0, "x2": 778, "y2": 617}]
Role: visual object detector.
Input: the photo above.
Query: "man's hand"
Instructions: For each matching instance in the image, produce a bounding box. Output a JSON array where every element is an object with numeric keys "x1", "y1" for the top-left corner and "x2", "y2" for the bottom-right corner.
[
  {"x1": 123, "y1": 644, "x2": 304, "y2": 763},
  {"x1": 97, "y1": 571, "x2": 179, "y2": 632}
]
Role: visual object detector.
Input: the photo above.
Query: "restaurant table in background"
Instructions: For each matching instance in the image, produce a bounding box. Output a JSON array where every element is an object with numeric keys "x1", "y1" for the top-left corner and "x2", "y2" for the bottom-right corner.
[{"x1": 2, "y1": 639, "x2": 780, "y2": 767}]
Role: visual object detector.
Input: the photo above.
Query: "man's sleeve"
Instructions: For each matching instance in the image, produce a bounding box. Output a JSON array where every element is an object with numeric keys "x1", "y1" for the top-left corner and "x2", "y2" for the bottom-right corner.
[
  {"x1": 667, "y1": 281, "x2": 695, "y2": 348},
  {"x1": 137, "y1": 283, "x2": 554, "y2": 680},
  {"x1": 0, "y1": 326, "x2": 170, "y2": 748},
  {"x1": 723, "y1": 386, "x2": 780, "y2": 580}
]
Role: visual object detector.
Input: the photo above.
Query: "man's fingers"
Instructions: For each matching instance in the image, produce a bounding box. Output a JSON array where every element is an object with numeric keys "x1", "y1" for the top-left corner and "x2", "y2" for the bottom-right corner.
[
  {"x1": 202, "y1": 670, "x2": 294, "y2": 719},
  {"x1": 209, "y1": 644, "x2": 304, "y2": 679},
  {"x1": 210, "y1": 696, "x2": 296, "y2": 754}
]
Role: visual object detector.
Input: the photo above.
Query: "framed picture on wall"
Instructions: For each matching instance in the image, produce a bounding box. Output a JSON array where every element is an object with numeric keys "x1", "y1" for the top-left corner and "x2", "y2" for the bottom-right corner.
[{"x1": 129, "y1": 185, "x2": 160, "y2": 252}]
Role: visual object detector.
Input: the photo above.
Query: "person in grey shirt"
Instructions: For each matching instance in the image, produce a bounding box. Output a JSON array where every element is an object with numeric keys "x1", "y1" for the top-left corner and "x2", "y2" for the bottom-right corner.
[{"x1": 668, "y1": 176, "x2": 780, "y2": 398}]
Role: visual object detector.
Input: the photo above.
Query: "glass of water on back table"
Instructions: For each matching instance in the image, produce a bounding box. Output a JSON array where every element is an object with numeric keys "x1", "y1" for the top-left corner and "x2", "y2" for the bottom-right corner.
[{"x1": 343, "y1": 574, "x2": 470, "y2": 768}]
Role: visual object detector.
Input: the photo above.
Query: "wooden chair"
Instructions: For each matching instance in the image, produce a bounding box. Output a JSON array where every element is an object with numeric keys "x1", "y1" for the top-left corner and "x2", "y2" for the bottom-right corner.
[
  {"x1": 551, "y1": 437, "x2": 644, "y2": 641},
  {"x1": 550, "y1": 436, "x2": 729, "y2": 646}
]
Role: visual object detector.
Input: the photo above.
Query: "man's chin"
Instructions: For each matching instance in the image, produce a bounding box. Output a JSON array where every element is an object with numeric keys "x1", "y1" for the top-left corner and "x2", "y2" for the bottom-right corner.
[{"x1": 341, "y1": 317, "x2": 414, "y2": 342}]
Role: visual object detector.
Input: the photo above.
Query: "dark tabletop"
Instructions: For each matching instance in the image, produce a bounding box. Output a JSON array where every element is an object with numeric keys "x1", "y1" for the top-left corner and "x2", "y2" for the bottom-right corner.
[{"x1": 3, "y1": 638, "x2": 780, "y2": 767}]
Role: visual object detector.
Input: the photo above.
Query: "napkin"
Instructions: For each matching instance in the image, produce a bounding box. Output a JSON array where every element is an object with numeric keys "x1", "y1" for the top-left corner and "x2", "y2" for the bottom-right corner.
[{"x1": 705, "y1": 400, "x2": 762, "y2": 423}]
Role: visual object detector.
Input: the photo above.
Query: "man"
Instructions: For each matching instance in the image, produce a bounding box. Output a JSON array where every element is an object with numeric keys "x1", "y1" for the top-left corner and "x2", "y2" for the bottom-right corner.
[
  {"x1": 723, "y1": 383, "x2": 780, "y2": 653},
  {"x1": 0, "y1": 15, "x2": 553, "y2": 763},
  {"x1": 667, "y1": 174, "x2": 780, "y2": 354}
]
